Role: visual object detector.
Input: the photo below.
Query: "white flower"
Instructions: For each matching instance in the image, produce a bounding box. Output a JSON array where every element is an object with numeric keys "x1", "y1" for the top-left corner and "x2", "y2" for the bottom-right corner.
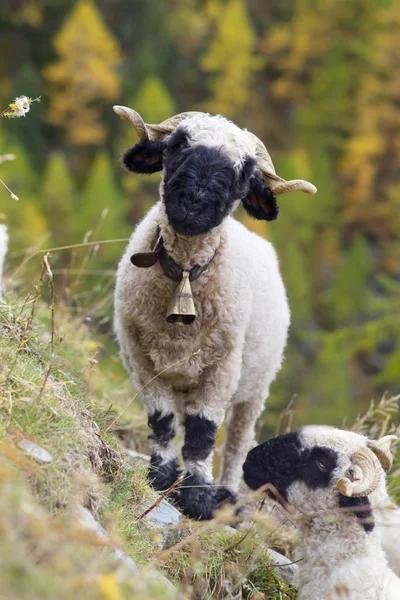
[{"x1": 13, "y1": 96, "x2": 30, "y2": 118}]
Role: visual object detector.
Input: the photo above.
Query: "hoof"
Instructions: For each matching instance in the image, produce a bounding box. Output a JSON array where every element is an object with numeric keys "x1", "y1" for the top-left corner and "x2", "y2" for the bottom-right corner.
[
  {"x1": 177, "y1": 474, "x2": 238, "y2": 521},
  {"x1": 215, "y1": 487, "x2": 238, "y2": 507},
  {"x1": 148, "y1": 456, "x2": 179, "y2": 492}
]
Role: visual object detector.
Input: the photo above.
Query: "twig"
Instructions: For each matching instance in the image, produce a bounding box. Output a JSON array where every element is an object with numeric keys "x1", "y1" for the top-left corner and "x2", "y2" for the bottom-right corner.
[
  {"x1": 224, "y1": 529, "x2": 251, "y2": 553},
  {"x1": 39, "y1": 363, "x2": 52, "y2": 399},
  {"x1": 12, "y1": 238, "x2": 130, "y2": 278},
  {"x1": 136, "y1": 475, "x2": 184, "y2": 521},
  {"x1": 43, "y1": 254, "x2": 55, "y2": 354}
]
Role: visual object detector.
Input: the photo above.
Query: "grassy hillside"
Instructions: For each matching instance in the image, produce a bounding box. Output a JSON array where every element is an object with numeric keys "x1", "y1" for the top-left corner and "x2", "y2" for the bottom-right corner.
[{"x1": 0, "y1": 281, "x2": 298, "y2": 600}]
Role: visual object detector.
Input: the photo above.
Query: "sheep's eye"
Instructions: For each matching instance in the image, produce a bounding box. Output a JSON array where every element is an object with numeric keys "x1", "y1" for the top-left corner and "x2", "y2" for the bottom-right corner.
[{"x1": 316, "y1": 459, "x2": 329, "y2": 472}]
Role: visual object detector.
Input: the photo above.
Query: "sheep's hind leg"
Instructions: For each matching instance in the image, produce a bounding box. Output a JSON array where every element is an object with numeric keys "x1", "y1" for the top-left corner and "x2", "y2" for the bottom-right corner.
[
  {"x1": 147, "y1": 409, "x2": 179, "y2": 492},
  {"x1": 178, "y1": 413, "x2": 236, "y2": 520},
  {"x1": 218, "y1": 396, "x2": 265, "y2": 493}
]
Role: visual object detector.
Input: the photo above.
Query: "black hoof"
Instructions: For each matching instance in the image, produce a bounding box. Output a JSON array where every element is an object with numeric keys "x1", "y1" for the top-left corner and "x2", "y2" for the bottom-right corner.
[
  {"x1": 177, "y1": 474, "x2": 239, "y2": 521},
  {"x1": 215, "y1": 487, "x2": 238, "y2": 507},
  {"x1": 148, "y1": 456, "x2": 179, "y2": 492}
]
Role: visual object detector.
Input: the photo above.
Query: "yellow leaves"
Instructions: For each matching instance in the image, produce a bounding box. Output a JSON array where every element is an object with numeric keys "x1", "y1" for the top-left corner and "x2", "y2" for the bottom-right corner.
[
  {"x1": 44, "y1": 0, "x2": 122, "y2": 145},
  {"x1": 14, "y1": 1, "x2": 43, "y2": 28},
  {"x1": 98, "y1": 573, "x2": 123, "y2": 600},
  {"x1": 201, "y1": 0, "x2": 264, "y2": 117},
  {"x1": 339, "y1": 2, "x2": 400, "y2": 247},
  {"x1": 167, "y1": 0, "x2": 209, "y2": 55}
]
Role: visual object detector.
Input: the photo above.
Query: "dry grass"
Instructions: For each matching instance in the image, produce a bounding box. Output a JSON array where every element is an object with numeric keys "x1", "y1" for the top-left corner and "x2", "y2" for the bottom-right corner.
[{"x1": 0, "y1": 256, "x2": 299, "y2": 600}]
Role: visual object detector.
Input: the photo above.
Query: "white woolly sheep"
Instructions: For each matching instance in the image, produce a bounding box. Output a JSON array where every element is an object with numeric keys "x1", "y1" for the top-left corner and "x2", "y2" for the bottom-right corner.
[
  {"x1": 113, "y1": 106, "x2": 316, "y2": 520},
  {"x1": 243, "y1": 426, "x2": 400, "y2": 599},
  {"x1": 0, "y1": 224, "x2": 8, "y2": 297}
]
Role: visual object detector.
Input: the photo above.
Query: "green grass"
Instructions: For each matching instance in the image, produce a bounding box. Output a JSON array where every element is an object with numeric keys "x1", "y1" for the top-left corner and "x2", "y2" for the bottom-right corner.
[{"x1": 0, "y1": 291, "x2": 299, "y2": 599}]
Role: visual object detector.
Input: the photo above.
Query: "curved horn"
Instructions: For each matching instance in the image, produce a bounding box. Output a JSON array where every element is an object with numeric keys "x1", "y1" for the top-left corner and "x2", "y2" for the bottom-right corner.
[
  {"x1": 367, "y1": 435, "x2": 398, "y2": 473},
  {"x1": 146, "y1": 111, "x2": 205, "y2": 139},
  {"x1": 250, "y1": 134, "x2": 318, "y2": 196},
  {"x1": 336, "y1": 447, "x2": 382, "y2": 498},
  {"x1": 113, "y1": 106, "x2": 149, "y2": 141},
  {"x1": 270, "y1": 179, "x2": 318, "y2": 196}
]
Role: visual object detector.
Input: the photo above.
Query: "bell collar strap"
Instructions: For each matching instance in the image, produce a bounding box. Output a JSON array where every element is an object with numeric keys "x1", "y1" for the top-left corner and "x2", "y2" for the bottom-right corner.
[{"x1": 130, "y1": 227, "x2": 216, "y2": 325}]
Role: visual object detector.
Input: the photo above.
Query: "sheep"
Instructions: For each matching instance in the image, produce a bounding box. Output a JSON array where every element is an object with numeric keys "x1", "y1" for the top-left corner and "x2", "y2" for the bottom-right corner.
[
  {"x1": 243, "y1": 426, "x2": 400, "y2": 599},
  {"x1": 0, "y1": 224, "x2": 8, "y2": 297},
  {"x1": 113, "y1": 105, "x2": 317, "y2": 520}
]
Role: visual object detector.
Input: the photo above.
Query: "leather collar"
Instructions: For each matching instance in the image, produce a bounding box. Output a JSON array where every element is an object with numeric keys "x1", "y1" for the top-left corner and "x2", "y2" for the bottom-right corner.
[{"x1": 130, "y1": 226, "x2": 216, "y2": 282}]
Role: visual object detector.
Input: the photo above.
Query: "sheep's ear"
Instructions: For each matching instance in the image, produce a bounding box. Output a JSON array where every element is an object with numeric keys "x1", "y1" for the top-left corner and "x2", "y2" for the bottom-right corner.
[
  {"x1": 242, "y1": 170, "x2": 279, "y2": 221},
  {"x1": 122, "y1": 140, "x2": 166, "y2": 174}
]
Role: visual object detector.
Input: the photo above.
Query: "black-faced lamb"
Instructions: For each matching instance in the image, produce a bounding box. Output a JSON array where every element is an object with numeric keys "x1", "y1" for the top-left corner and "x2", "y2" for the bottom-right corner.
[
  {"x1": 243, "y1": 426, "x2": 400, "y2": 599},
  {"x1": 113, "y1": 106, "x2": 316, "y2": 520}
]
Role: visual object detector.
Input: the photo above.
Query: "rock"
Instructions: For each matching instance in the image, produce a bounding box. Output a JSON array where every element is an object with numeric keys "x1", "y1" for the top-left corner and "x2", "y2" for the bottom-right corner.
[
  {"x1": 73, "y1": 505, "x2": 184, "y2": 595},
  {"x1": 140, "y1": 497, "x2": 184, "y2": 549},
  {"x1": 74, "y1": 505, "x2": 108, "y2": 540},
  {"x1": 19, "y1": 439, "x2": 53, "y2": 463},
  {"x1": 125, "y1": 448, "x2": 151, "y2": 463},
  {"x1": 266, "y1": 548, "x2": 298, "y2": 586},
  {"x1": 73, "y1": 505, "x2": 137, "y2": 573}
]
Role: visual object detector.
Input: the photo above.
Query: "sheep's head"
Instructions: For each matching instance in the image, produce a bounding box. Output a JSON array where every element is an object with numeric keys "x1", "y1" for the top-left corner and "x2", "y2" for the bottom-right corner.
[
  {"x1": 114, "y1": 106, "x2": 317, "y2": 236},
  {"x1": 243, "y1": 427, "x2": 397, "y2": 531}
]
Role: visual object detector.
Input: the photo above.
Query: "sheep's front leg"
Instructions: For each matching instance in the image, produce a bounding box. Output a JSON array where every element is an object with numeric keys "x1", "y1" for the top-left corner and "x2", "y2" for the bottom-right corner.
[
  {"x1": 147, "y1": 407, "x2": 179, "y2": 492},
  {"x1": 178, "y1": 361, "x2": 240, "y2": 520},
  {"x1": 114, "y1": 316, "x2": 179, "y2": 491}
]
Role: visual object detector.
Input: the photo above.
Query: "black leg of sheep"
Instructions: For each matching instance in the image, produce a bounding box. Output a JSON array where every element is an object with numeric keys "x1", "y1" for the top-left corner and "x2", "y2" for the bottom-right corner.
[
  {"x1": 177, "y1": 413, "x2": 237, "y2": 520},
  {"x1": 147, "y1": 410, "x2": 180, "y2": 491}
]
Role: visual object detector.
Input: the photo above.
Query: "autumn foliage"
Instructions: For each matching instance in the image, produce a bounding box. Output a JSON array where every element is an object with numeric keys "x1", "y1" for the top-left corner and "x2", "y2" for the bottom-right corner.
[{"x1": 0, "y1": 0, "x2": 399, "y2": 432}]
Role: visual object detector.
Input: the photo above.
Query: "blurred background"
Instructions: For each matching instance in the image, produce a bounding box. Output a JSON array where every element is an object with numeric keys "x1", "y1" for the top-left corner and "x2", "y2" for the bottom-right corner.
[{"x1": 0, "y1": 0, "x2": 399, "y2": 438}]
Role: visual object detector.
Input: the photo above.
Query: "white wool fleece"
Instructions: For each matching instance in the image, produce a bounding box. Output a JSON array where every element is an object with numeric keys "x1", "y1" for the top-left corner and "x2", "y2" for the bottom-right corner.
[
  {"x1": 181, "y1": 114, "x2": 257, "y2": 170},
  {"x1": 291, "y1": 427, "x2": 400, "y2": 600},
  {"x1": 114, "y1": 200, "x2": 290, "y2": 491}
]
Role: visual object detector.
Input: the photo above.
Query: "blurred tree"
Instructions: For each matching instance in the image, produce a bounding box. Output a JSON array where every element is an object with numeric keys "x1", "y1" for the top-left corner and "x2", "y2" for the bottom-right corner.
[
  {"x1": 0, "y1": 141, "x2": 47, "y2": 250},
  {"x1": 341, "y1": 1, "x2": 400, "y2": 271},
  {"x1": 201, "y1": 0, "x2": 264, "y2": 117},
  {"x1": 74, "y1": 152, "x2": 129, "y2": 262},
  {"x1": 41, "y1": 152, "x2": 75, "y2": 247},
  {"x1": 134, "y1": 75, "x2": 175, "y2": 124},
  {"x1": 44, "y1": 0, "x2": 122, "y2": 146},
  {"x1": 264, "y1": 0, "x2": 385, "y2": 155},
  {"x1": 326, "y1": 236, "x2": 372, "y2": 325}
]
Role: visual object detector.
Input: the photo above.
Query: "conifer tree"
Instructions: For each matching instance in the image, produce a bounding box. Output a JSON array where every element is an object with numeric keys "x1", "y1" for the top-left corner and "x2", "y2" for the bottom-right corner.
[
  {"x1": 41, "y1": 152, "x2": 75, "y2": 246},
  {"x1": 134, "y1": 75, "x2": 175, "y2": 124},
  {"x1": 341, "y1": 2, "x2": 400, "y2": 269},
  {"x1": 201, "y1": 0, "x2": 263, "y2": 117},
  {"x1": 75, "y1": 152, "x2": 129, "y2": 263},
  {"x1": 44, "y1": 0, "x2": 122, "y2": 146}
]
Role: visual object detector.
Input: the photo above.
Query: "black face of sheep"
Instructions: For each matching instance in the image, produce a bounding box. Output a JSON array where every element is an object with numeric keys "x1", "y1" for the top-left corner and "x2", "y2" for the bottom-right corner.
[
  {"x1": 123, "y1": 123, "x2": 279, "y2": 236},
  {"x1": 243, "y1": 428, "x2": 396, "y2": 533},
  {"x1": 243, "y1": 431, "x2": 339, "y2": 501},
  {"x1": 162, "y1": 129, "x2": 258, "y2": 236}
]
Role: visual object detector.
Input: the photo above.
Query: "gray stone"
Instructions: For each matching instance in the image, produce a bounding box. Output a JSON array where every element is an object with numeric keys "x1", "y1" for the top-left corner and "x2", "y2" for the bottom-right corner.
[
  {"x1": 73, "y1": 505, "x2": 108, "y2": 540},
  {"x1": 73, "y1": 505, "x2": 137, "y2": 572},
  {"x1": 124, "y1": 448, "x2": 151, "y2": 463},
  {"x1": 266, "y1": 548, "x2": 299, "y2": 586},
  {"x1": 140, "y1": 497, "x2": 184, "y2": 549},
  {"x1": 19, "y1": 439, "x2": 53, "y2": 463},
  {"x1": 73, "y1": 505, "x2": 183, "y2": 594}
]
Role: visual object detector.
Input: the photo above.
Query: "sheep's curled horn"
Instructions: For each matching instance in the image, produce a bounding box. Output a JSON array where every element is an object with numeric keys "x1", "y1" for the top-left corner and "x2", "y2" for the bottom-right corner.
[
  {"x1": 336, "y1": 435, "x2": 398, "y2": 498},
  {"x1": 113, "y1": 105, "x2": 318, "y2": 197}
]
